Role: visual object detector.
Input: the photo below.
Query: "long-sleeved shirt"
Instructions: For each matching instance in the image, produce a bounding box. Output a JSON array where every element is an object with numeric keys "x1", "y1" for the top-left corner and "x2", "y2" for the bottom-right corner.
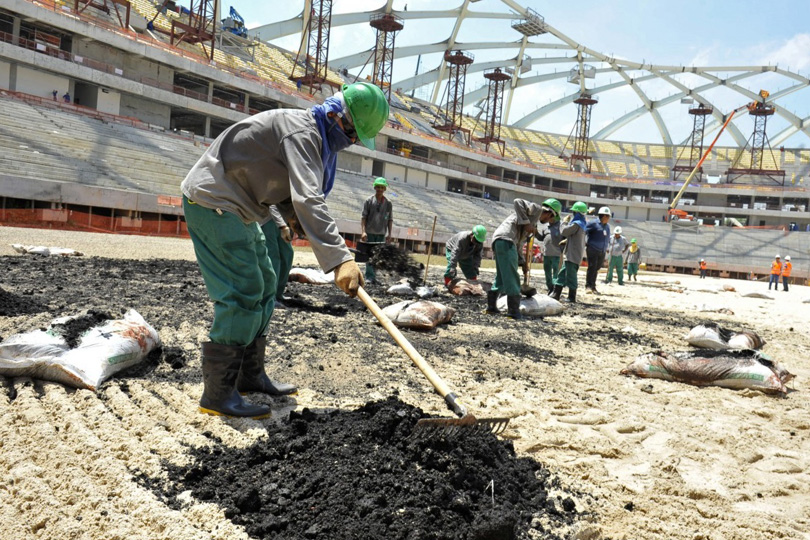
[
  {"x1": 445, "y1": 230, "x2": 483, "y2": 272},
  {"x1": 361, "y1": 195, "x2": 393, "y2": 236},
  {"x1": 626, "y1": 246, "x2": 642, "y2": 264},
  {"x1": 492, "y1": 199, "x2": 546, "y2": 258},
  {"x1": 608, "y1": 235, "x2": 629, "y2": 256},
  {"x1": 536, "y1": 221, "x2": 562, "y2": 257},
  {"x1": 181, "y1": 108, "x2": 351, "y2": 273},
  {"x1": 561, "y1": 215, "x2": 586, "y2": 264},
  {"x1": 585, "y1": 220, "x2": 610, "y2": 253}
]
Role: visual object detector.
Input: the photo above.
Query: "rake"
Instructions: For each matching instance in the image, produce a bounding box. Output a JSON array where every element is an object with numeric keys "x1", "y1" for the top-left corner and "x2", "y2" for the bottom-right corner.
[{"x1": 357, "y1": 286, "x2": 510, "y2": 435}]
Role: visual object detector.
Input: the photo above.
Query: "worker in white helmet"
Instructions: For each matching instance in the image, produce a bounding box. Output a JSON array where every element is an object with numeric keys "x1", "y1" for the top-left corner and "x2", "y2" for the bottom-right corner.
[
  {"x1": 584, "y1": 206, "x2": 611, "y2": 293},
  {"x1": 781, "y1": 255, "x2": 792, "y2": 292},
  {"x1": 605, "y1": 226, "x2": 629, "y2": 285}
]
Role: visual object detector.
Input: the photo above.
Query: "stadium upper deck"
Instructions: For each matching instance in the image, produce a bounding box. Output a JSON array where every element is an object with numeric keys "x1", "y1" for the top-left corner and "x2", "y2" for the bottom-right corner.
[{"x1": 0, "y1": 0, "x2": 808, "y2": 234}]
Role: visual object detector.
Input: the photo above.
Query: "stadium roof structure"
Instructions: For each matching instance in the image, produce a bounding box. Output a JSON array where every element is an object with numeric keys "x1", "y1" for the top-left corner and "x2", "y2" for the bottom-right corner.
[{"x1": 252, "y1": 0, "x2": 810, "y2": 149}]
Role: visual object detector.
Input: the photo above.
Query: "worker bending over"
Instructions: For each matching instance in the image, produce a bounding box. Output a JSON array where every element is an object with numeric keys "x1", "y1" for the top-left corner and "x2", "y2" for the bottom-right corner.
[
  {"x1": 181, "y1": 82, "x2": 389, "y2": 418},
  {"x1": 444, "y1": 225, "x2": 487, "y2": 285}
]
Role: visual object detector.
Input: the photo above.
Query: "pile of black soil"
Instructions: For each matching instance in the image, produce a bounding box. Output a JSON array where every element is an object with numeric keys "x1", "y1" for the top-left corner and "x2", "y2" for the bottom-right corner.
[
  {"x1": 49, "y1": 309, "x2": 112, "y2": 347},
  {"x1": 0, "y1": 283, "x2": 48, "y2": 317},
  {"x1": 370, "y1": 244, "x2": 423, "y2": 284},
  {"x1": 139, "y1": 397, "x2": 577, "y2": 540}
]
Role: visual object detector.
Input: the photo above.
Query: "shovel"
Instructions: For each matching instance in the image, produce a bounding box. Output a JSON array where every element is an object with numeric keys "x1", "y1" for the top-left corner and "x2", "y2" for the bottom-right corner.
[
  {"x1": 520, "y1": 237, "x2": 537, "y2": 297},
  {"x1": 357, "y1": 286, "x2": 509, "y2": 435}
]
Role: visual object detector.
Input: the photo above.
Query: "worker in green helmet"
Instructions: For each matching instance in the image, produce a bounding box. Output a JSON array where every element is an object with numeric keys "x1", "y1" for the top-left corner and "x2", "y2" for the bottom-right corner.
[
  {"x1": 550, "y1": 201, "x2": 588, "y2": 303},
  {"x1": 534, "y1": 198, "x2": 563, "y2": 293},
  {"x1": 487, "y1": 199, "x2": 558, "y2": 320},
  {"x1": 360, "y1": 176, "x2": 394, "y2": 285},
  {"x1": 626, "y1": 238, "x2": 641, "y2": 281},
  {"x1": 181, "y1": 81, "x2": 389, "y2": 419},
  {"x1": 444, "y1": 225, "x2": 487, "y2": 286}
]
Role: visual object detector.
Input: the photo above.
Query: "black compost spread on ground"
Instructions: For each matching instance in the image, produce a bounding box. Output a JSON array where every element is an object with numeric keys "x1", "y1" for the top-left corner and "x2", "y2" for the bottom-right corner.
[
  {"x1": 0, "y1": 253, "x2": 698, "y2": 539},
  {"x1": 49, "y1": 309, "x2": 112, "y2": 347},
  {"x1": 369, "y1": 244, "x2": 424, "y2": 285},
  {"x1": 139, "y1": 397, "x2": 576, "y2": 540}
]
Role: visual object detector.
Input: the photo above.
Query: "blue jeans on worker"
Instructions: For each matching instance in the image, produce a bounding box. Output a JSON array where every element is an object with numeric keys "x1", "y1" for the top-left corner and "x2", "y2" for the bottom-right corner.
[{"x1": 768, "y1": 274, "x2": 780, "y2": 290}]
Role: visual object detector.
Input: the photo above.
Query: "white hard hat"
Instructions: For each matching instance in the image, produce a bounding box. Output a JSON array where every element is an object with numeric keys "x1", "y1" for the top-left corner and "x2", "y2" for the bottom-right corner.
[
  {"x1": 775, "y1": 254, "x2": 781, "y2": 259},
  {"x1": 598, "y1": 206, "x2": 611, "y2": 216},
  {"x1": 785, "y1": 255, "x2": 791, "y2": 261},
  {"x1": 614, "y1": 226, "x2": 623, "y2": 234},
  {"x1": 700, "y1": 259, "x2": 704, "y2": 262}
]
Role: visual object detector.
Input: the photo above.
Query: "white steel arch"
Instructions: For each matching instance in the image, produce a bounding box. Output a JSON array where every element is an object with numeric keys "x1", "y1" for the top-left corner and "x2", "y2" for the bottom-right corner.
[{"x1": 251, "y1": 1, "x2": 810, "y2": 148}]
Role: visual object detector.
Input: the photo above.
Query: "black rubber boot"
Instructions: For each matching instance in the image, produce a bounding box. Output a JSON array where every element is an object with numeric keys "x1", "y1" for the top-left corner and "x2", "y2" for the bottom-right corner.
[
  {"x1": 199, "y1": 342, "x2": 271, "y2": 419},
  {"x1": 237, "y1": 336, "x2": 298, "y2": 396},
  {"x1": 549, "y1": 285, "x2": 563, "y2": 301},
  {"x1": 485, "y1": 290, "x2": 500, "y2": 314},
  {"x1": 566, "y1": 288, "x2": 577, "y2": 303},
  {"x1": 506, "y1": 295, "x2": 523, "y2": 320}
]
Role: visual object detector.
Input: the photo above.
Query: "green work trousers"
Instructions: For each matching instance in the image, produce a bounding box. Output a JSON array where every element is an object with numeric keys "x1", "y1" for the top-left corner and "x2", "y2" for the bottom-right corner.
[
  {"x1": 444, "y1": 248, "x2": 477, "y2": 279},
  {"x1": 261, "y1": 220, "x2": 294, "y2": 301},
  {"x1": 184, "y1": 196, "x2": 276, "y2": 346},
  {"x1": 627, "y1": 263, "x2": 639, "y2": 277},
  {"x1": 606, "y1": 255, "x2": 625, "y2": 284},
  {"x1": 554, "y1": 260, "x2": 580, "y2": 291},
  {"x1": 364, "y1": 233, "x2": 385, "y2": 282},
  {"x1": 543, "y1": 255, "x2": 560, "y2": 291},
  {"x1": 491, "y1": 239, "x2": 520, "y2": 296}
]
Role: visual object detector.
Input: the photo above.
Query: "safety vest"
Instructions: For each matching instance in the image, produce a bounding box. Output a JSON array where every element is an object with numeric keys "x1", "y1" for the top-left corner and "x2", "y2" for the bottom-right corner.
[
  {"x1": 771, "y1": 261, "x2": 782, "y2": 275},
  {"x1": 782, "y1": 262, "x2": 792, "y2": 277},
  {"x1": 700, "y1": 261, "x2": 707, "y2": 270}
]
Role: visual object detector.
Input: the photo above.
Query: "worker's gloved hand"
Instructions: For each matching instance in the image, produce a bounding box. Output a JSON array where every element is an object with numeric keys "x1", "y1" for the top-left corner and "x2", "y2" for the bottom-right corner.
[
  {"x1": 448, "y1": 268, "x2": 457, "y2": 279},
  {"x1": 334, "y1": 260, "x2": 364, "y2": 297},
  {"x1": 280, "y1": 226, "x2": 292, "y2": 243},
  {"x1": 562, "y1": 214, "x2": 572, "y2": 224},
  {"x1": 360, "y1": 232, "x2": 368, "y2": 242},
  {"x1": 558, "y1": 238, "x2": 568, "y2": 247}
]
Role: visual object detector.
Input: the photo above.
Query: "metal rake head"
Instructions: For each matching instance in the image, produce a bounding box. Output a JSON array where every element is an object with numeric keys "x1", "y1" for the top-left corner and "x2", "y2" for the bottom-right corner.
[{"x1": 412, "y1": 415, "x2": 510, "y2": 439}]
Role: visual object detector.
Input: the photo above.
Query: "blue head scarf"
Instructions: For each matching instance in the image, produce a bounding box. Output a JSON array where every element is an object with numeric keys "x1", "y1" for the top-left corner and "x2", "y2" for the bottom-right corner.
[{"x1": 311, "y1": 94, "x2": 354, "y2": 197}]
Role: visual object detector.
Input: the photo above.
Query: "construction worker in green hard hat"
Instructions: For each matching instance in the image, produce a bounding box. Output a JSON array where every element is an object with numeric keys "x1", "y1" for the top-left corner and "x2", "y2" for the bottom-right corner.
[
  {"x1": 534, "y1": 198, "x2": 562, "y2": 294},
  {"x1": 487, "y1": 199, "x2": 558, "y2": 320},
  {"x1": 444, "y1": 225, "x2": 487, "y2": 286},
  {"x1": 181, "y1": 81, "x2": 389, "y2": 419},
  {"x1": 360, "y1": 176, "x2": 394, "y2": 285},
  {"x1": 550, "y1": 201, "x2": 588, "y2": 303},
  {"x1": 626, "y1": 238, "x2": 641, "y2": 281}
]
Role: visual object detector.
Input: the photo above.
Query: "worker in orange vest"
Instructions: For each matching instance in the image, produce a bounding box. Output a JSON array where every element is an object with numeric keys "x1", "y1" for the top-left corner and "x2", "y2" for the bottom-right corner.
[
  {"x1": 768, "y1": 255, "x2": 782, "y2": 290},
  {"x1": 781, "y1": 255, "x2": 792, "y2": 292},
  {"x1": 699, "y1": 259, "x2": 707, "y2": 279}
]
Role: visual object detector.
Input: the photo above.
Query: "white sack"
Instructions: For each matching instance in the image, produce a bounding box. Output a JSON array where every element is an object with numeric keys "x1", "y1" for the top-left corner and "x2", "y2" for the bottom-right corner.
[
  {"x1": 381, "y1": 300, "x2": 455, "y2": 330},
  {"x1": 496, "y1": 295, "x2": 564, "y2": 317},
  {"x1": 288, "y1": 267, "x2": 334, "y2": 285}
]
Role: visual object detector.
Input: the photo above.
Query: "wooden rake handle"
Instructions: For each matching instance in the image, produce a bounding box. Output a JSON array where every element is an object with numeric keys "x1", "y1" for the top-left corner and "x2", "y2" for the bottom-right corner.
[{"x1": 356, "y1": 286, "x2": 467, "y2": 417}]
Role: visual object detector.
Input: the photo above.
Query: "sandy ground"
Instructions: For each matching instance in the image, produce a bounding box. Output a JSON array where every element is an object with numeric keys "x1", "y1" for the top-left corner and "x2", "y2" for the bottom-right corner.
[{"x1": 0, "y1": 226, "x2": 808, "y2": 540}]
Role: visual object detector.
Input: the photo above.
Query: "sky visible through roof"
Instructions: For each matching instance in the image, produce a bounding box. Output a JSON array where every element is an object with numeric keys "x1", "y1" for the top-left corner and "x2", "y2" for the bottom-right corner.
[{"x1": 223, "y1": 0, "x2": 810, "y2": 148}]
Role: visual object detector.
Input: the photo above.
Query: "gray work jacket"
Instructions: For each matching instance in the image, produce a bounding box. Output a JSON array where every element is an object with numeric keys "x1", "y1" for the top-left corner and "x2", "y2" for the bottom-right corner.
[
  {"x1": 361, "y1": 195, "x2": 393, "y2": 236},
  {"x1": 445, "y1": 230, "x2": 483, "y2": 271},
  {"x1": 180, "y1": 108, "x2": 352, "y2": 272}
]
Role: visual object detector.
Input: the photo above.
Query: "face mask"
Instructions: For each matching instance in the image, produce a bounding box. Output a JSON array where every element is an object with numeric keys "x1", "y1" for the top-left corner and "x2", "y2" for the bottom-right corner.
[{"x1": 326, "y1": 117, "x2": 354, "y2": 153}]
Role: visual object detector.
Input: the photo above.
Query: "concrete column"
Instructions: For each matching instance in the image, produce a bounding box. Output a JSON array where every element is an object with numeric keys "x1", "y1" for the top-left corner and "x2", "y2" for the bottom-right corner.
[
  {"x1": 12, "y1": 17, "x2": 20, "y2": 46},
  {"x1": 207, "y1": 81, "x2": 214, "y2": 103},
  {"x1": 8, "y1": 63, "x2": 17, "y2": 91},
  {"x1": 243, "y1": 94, "x2": 250, "y2": 113},
  {"x1": 204, "y1": 116, "x2": 211, "y2": 138}
]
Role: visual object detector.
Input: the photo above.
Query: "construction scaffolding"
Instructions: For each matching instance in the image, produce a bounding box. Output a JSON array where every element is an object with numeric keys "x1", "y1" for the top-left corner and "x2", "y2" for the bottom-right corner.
[
  {"x1": 434, "y1": 49, "x2": 474, "y2": 144},
  {"x1": 290, "y1": 0, "x2": 334, "y2": 94},
  {"x1": 672, "y1": 103, "x2": 713, "y2": 181},
  {"x1": 474, "y1": 68, "x2": 510, "y2": 156},
  {"x1": 168, "y1": 0, "x2": 218, "y2": 61},
  {"x1": 73, "y1": 0, "x2": 131, "y2": 29},
  {"x1": 561, "y1": 93, "x2": 598, "y2": 173},
  {"x1": 726, "y1": 91, "x2": 785, "y2": 185},
  {"x1": 369, "y1": 13, "x2": 404, "y2": 102}
]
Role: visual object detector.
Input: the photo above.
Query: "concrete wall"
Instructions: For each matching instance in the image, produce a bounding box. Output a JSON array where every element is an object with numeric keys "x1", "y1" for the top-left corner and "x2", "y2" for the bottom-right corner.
[
  {"x1": 426, "y1": 172, "x2": 446, "y2": 191},
  {"x1": 337, "y1": 152, "x2": 364, "y2": 174},
  {"x1": 119, "y1": 93, "x2": 170, "y2": 127},
  {"x1": 15, "y1": 65, "x2": 69, "y2": 100},
  {"x1": 383, "y1": 162, "x2": 407, "y2": 184},
  {"x1": 406, "y1": 168, "x2": 427, "y2": 186},
  {"x1": 0, "y1": 60, "x2": 10, "y2": 89},
  {"x1": 627, "y1": 206, "x2": 648, "y2": 221},
  {"x1": 96, "y1": 87, "x2": 121, "y2": 116}
]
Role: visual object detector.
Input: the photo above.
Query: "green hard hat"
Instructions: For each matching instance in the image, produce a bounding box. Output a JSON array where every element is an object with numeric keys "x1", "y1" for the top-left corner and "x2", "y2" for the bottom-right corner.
[
  {"x1": 631, "y1": 238, "x2": 637, "y2": 243},
  {"x1": 542, "y1": 198, "x2": 562, "y2": 218},
  {"x1": 373, "y1": 177, "x2": 388, "y2": 188},
  {"x1": 571, "y1": 201, "x2": 588, "y2": 213},
  {"x1": 342, "y1": 82, "x2": 389, "y2": 150},
  {"x1": 472, "y1": 225, "x2": 487, "y2": 243}
]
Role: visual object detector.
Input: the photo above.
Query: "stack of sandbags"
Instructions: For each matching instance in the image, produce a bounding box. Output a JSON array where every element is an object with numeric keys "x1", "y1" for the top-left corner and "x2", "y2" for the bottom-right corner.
[{"x1": 686, "y1": 323, "x2": 765, "y2": 349}]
